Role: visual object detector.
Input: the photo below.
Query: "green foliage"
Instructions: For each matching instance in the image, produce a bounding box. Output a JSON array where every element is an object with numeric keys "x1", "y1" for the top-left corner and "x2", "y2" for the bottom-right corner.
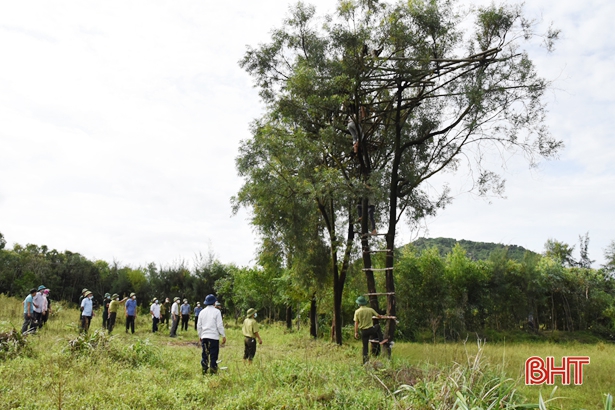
[
  {"x1": 409, "y1": 237, "x2": 537, "y2": 262},
  {"x1": 0, "y1": 328, "x2": 30, "y2": 361},
  {"x1": 65, "y1": 328, "x2": 111, "y2": 355},
  {"x1": 109, "y1": 337, "x2": 162, "y2": 367}
]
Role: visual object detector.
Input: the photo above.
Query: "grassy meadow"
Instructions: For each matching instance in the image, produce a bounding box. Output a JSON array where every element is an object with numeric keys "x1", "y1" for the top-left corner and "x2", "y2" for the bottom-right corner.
[{"x1": 0, "y1": 295, "x2": 613, "y2": 409}]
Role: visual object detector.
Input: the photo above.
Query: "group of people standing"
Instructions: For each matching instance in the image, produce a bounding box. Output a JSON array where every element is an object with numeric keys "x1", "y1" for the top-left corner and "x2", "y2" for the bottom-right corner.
[{"x1": 21, "y1": 285, "x2": 51, "y2": 334}]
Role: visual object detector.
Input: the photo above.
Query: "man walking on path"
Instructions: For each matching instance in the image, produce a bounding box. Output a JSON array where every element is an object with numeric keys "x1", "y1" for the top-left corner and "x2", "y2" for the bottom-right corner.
[
  {"x1": 107, "y1": 294, "x2": 127, "y2": 334},
  {"x1": 242, "y1": 308, "x2": 262, "y2": 364},
  {"x1": 170, "y1": 297, "x2": 180, "y2": 337},
  {"x1": 150, "y1": 298, "x2": 161, "y2": 333},
  {"x1": 125, "y1": 293, "x2": 137, "y2": 334},
  {"x1": 197, "y1": 294, "x2": 226, "y2": 375},
  {"x1": 21, "y1": 288, "x2": 38, "y2": 334},
  {"x1": 180, "y1": 299, "x2": 191, "y2": 332},
  {"x1": 353, "y1": 295, "x2": 383, "y2": 364},
  {"x1": 80, "y1": 291, "x2": 94, "y2": 333}
]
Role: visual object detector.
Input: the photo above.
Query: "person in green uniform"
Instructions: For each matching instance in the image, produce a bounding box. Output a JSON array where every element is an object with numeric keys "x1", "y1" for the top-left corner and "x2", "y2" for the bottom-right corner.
[
  {"x1": 242, "y1": 308, "x2": 262, "y2": 363},
  {"x1": 353, "y1": 296, "x2": 383, "y2": 364},
  {"x1": 107, "y1": 294, "x2": 128, "y2": 334}
]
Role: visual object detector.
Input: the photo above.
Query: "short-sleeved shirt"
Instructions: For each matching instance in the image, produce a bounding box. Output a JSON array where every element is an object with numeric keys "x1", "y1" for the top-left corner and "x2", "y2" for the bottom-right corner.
[
  {"x1": 125, "y1": 299, "x2": 137, "y2": 316},
  {"x1": 242, "y1": 317, "x2": 259, "y2": 338},
  {"x1": 353, "y1": 306, "x2": 378, "y2": 330},
  {"x1": 150, "y1": 303, "x2": 160, "y2": 319},
  {"x1": 81, "y1": 297, "x2": 93, "y2": 317},
  {"x1": 23, "y1": 294, "x2": 34, "y2": 314},
  {"x1": 109, "y1": 300, "x2": 121, "y2": 314},
  {"x1": 194, "y1": 306, "x2": 202, "y2": 317},
  {"x1": 180, "y1": 303, "x2": 191, "y2": 315}
]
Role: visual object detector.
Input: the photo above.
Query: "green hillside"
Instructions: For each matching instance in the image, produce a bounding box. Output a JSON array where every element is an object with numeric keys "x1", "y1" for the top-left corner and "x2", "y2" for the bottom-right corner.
[{"x1": 406, "y1": 237, "x2": 539, "y2": 262}]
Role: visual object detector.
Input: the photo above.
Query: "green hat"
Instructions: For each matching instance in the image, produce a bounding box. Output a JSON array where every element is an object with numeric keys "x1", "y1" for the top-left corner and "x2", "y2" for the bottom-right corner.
[
  {"x1": 152, "y1": 297, "x2": 157, "y2": 303},
  {"x1": 173, "y1": 297, "x2": 180, "y2": 302},
  {"x1": 112, "y1": 294, "x2": 119, "y2": 299},
  {"x1": 84, "y1": 291, "x2": 92, "y2": 297},
  {"x1": 105, "y1": 293, "x2": 111, "y2": 298},
  {"x1": 82, "y1": 288, "x2": 88, "y2": 294},
  {"x1": 246, "y1": 308, "x2": 256, "y2": 317},
  {"x1": 356, "y1": 296, "x2": 368, "y2": 306},
  {"x1": 130, "y1": 292, "x2": 136, "y2": 297}
]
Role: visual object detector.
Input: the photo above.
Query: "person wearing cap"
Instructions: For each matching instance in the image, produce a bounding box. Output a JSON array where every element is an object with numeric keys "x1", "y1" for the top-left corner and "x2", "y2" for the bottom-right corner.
[
  {"x1": 242, "y1": 308, "x2": 262, "y2": 364},
  {"x1": 160, "y1": 298, "x2": 169, "y2": 328},
  {"x1": 33, "y1": 285, "x2": 46, "y2": 329},
  {"x1": 21, "y1": 288, "x2": 39, "y2": 334},
  {"x1": 169, "y1": 297, "x2": 180, "y2": 337},
  {"x1": 78, "y1": 288, "x2": 89, "y2": 331},
  {"x1": 102, "y1": 293, "x2": 111, "y2": 329},
  {"x1": 107, "y1": 294, "x2": 128, "y2": 334},
  {"x1": 41, "y1": 289, "x2": 51, "y2": 326},
  {"x1": 150, "y1": 298, "x2": 161, "y2": 333},
  {"x1": 197, "y1": 294, "x2": 226, "y2": 374},
  {"x1": 80, "y1": 291, "x2": 94, "y2": 333},
  {"x1": 125, "y1": 293, "x2": 138, "y2": 334},
  {"x1": 180, "y1": 299, "x2": 191, "y2": 332},
  {"x1": 353, "y1": 295, "x2": 384, "y2": 364},
  {"x1": 193, "y1": 302, "x2": 202, "y2": 330}
]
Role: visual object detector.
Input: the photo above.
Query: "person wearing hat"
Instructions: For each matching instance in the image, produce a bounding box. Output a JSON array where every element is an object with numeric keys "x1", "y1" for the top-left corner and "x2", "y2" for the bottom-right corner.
[
  {"x1": 150, "y1": 298, "x2": 161, "y2": 333},
  {"x1": 180, "y1": 299, "x2": 191, "y2": 332},
  {"x1": 80, "y1": 291, "x2": 95, "y2": 333},
  {"x1": 41, "y1": 289, "x2": 51, "y2": 326},
  {"x1": 353, "y1": 296, "x2": 384, "y2": 364},
  {"x1": 78, "y1": 288, "x2": 89, "y2": 331},
  {"x1": 197, "y1": 294, "x2": 226, "y2": 374},
  {"x1": 169, "y1": 297, "x2": 180, "y2": 337},
  {"x1": 242, "y1": 308, "x2": 262, "y2": 364},
  {"x1": 33, "y1": 285, "x2": 46, "y2": 329},
  {"x1": 193, "y1": 302, "x2": 202, "y2": 330},
  {"x1": 102, "y1": 293, "x2": 112, "y2": 329},
  {"x1": 107, "y1": 294, "x2": 128, "y2": 334},
  {"x1": 21, "y1": 288, "x2": 39, "y2": 334},
  {"x1": 160, "y1": 297, "x2": 169, "y2": 328},
  {"x1": 125, "y1": 292, "x2": 138, "y2": 334}
]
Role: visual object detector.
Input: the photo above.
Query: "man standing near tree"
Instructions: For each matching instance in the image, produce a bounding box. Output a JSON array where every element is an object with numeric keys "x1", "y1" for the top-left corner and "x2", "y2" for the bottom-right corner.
[{"x1": 353, "y1": 296, "x2": 383, "y2": 364}]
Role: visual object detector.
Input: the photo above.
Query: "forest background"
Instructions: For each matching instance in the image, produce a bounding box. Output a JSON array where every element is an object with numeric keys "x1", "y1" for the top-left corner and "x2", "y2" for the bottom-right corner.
[{"x1": 2, "y1": 230, "x2": 615, "y2": 344}]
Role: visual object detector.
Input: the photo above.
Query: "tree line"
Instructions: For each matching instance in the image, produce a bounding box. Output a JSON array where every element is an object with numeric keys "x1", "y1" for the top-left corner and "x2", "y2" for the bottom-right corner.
[{"x1": 2, "y1": 231, "x2": 614, "y2": 340}]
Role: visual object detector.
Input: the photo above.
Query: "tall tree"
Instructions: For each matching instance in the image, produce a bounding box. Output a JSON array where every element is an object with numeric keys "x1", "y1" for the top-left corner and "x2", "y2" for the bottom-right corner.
[{"x1": 240, "y1": 0, "x2": 562, "y2": 345}]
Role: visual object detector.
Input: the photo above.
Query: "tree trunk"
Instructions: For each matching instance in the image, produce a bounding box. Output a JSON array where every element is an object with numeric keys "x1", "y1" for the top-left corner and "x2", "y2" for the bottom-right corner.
[
  {"x1": 286, "y1": 305, "x2": 292, "y2": 330},
  {"x1": 360, "y1": 197, "x2": 380, "y2": 311},
  {"x1": 310, "y1": 292, "x2": 317, "y2": 338}
]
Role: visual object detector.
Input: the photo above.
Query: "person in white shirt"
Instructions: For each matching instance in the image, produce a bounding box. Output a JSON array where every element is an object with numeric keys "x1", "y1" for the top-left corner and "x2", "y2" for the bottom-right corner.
[
  {"x1": 169, "y1": 297, "x2": 180, "y2": 338},
  {"x1": 33, "y1": 285, "x2": 46, "y2": 329},
  {"x1": 150, "y1": 298, "x2": 161, "y2": 333},
  {"x1": 197, "y1": 294, "x2": 226, "y2": 375}
]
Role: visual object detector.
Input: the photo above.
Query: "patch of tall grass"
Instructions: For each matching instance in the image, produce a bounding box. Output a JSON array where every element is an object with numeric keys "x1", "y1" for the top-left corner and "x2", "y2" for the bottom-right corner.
[{"x1": 0, "y1": 295, "x2": 613, "y2": 409}]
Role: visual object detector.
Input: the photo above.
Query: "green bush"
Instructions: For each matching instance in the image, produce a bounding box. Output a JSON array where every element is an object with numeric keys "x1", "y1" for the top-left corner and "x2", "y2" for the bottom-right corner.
[{"x1": 0, "y1": 328, "x2": 30, "y2": 360}]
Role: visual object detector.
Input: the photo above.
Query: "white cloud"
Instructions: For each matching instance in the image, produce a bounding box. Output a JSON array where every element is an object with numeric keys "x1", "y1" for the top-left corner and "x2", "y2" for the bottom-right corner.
[{"x1": 0, "y1": 0, "x2": 613, "y2": 269}]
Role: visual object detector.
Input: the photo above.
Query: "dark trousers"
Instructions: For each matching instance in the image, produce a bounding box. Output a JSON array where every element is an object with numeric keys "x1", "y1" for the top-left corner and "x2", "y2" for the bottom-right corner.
[
  {"x1": 126, "y1": 315, "x2": 135, "y2": 333},
  {"x1": 33, "y1": 311, "x2": 43, "y2": 329},
  {"x1": 164, "y1": 313, "x2": 170, "y2": 329},
  {"x1": 81, "y1": 315, "x2": 92, "y2": 333},
  {"x1": 201, "y1": 338, "x2": 220, "y2": 373},
  {"x1": 181, "y1": 314, "x2": 189, "y2": 331},
  {"x1": 21, "y1": 314, "x2": 36, "y2": 334},
  {"x1": 41, "y1": 312, "x2": 49, "y2": 325},
  {"x1": 360, "y1": 326, "x2": 378, "y2": 363},
  {"x1": 152, "y1": 317, "x2": 159, "y2": 333},
  {"x1": 194, "y1": 317, "x2": 198, "y2": 330},
  {"x1": 108, "y1": 312, "x2": 117, "y2": 333},
  {"x1": 170, "y1": 316, "x2": 179, "y2": 336},
  {"x1": 102, "y1": 311, "x2": 108, "y2": 329},
  {"x1": 244, "y1": 337, "x2": 257, "y2": 361}
]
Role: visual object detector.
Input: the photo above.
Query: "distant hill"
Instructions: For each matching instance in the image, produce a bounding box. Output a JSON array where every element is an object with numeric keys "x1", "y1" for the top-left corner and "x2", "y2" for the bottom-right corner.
[{"x1": 404, "y1": 237, "x2": 539, "y2": 262}]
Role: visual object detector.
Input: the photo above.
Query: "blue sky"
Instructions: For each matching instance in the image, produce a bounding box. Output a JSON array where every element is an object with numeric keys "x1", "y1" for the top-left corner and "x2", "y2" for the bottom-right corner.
[{"x1": 1, "y1": 0, "x2": 613, "y2": 268}]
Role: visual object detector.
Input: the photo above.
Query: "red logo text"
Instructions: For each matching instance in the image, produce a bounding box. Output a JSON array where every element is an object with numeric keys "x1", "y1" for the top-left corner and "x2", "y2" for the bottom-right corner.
[{"x1": 525, "y1": 356, "x2": 590, "y2": 385}]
